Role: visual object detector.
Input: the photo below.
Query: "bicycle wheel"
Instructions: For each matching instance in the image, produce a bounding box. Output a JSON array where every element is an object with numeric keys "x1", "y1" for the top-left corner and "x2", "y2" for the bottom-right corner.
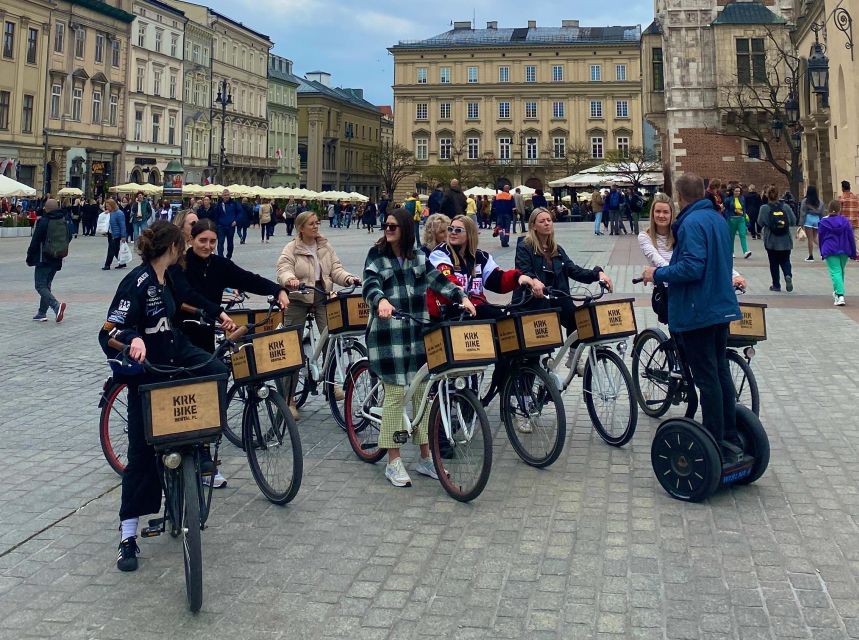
[
  {"x1": 631, "y1": 328, "x2": 678, "y2": 418},
  {"x1": 181, "y1": 453, "x2": 202, "y2": 613},
  {"x1": 244, "y1": 390, "x2": 303, "y2": 505},
  {"x1": 429, "y1": 389, "x2": 492, "y2": 503},
  {"x1": 583, "y1": 349, "x2": 637, "y2": 447},
  {"x1": 163, "y1": 466, "x2": 183, "y2": 538},
  {"x1": 292, "y1": 332, "x2": 314, "y2": 408},
  {"x1": 325, "y1": 339, "x2": 368, "y2": 430},
  {"x1": 99, "y1": 382, "x2": 129, "y2": 475},
  {"x1": 726, "y1": 350, "x2": 760, "y2": 416},
  {"x1": 344, "y1": 361, "x2": 387, "y2": 463},
  {"x1": 500, "y1": 363, "x2": 566, "y2": 468},
  {"x1": 223, "y1": 383, "x2": 248, "y2": 449}
]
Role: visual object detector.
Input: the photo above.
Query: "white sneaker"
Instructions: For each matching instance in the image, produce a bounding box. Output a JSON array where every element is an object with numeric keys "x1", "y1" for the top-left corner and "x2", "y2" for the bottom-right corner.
[
  {"x1": 836, "y1": 295, "x2": 846, "y2": 306},
  {"x1": 203, "y1": 472, "x2": 227, "y2": 488},
  {"x1": 516, "y1": 415, "x2": 533, "y2": 434},
  {"x1": 833, "y1": 291, "x2": 840, "y2": 304},
  {"x1": 413, "y1": 456, "x2": 438, "y2": 480},
  {"x1": 744, "y1": 251, "x2": 752, "y2": 259},
  {"x1": 332, "y1": 385, "x2": 345, "y2": 402},
  {"x1": 384, "y1": 458, "x2": 412, "y2": 487}
]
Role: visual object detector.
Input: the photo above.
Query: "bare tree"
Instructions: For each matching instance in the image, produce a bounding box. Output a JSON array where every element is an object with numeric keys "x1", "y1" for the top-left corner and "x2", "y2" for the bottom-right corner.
[
  {"x1": 367, "y1": 142, "x2": 416, "y2": 196},
  {"x1": 551, "y1": 144, "x2": 599, "y2": 178},
  {"x1": 420, "y1": 138, "x2": 486, "y2": 187},
  {"x1": 604, "y1": 147, "x2": 661, "y2": 188}
]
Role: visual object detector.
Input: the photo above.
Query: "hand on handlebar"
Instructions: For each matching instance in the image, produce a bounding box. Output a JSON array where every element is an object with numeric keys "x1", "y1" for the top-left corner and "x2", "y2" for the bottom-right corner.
[
  {"x1": 641, "y1": 266, "x2": 657, "y2": 285},
  {"x1": 378, "y1": 299, "x2": 395, "y2": 319},
  {"x1": 277, "y1": 290, "x2": 290, "y2": 310},
  {"x1": 348, "y1": 276, "x2": 362, "y2": 286},
  {"x1": 287, "y1": 278, "x2": 300, "y2": 290},
  {"x1": 218, "y1": 311, "x2": 238, "y2": 333},
  {"x1": 598, "y1": 271, "x2": 614, "y2": 292},
  {"x1": 129, "y1": 337, "x2": 146, "y2": 363},
  {"x1": 461, "y1": 298, "x2": 477, "y2": 317},
  {"x1": 732, "y1": 275, "x2": 747, "y2": 292},
  {"x1": 520, "y1": 276, "x2": 545, "y2": 298}
]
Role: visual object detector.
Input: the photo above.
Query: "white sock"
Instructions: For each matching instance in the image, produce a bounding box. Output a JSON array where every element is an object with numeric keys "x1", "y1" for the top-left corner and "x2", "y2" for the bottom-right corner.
[{"x1": 120, "y1": 518, "x2": 139, "y2": 541}]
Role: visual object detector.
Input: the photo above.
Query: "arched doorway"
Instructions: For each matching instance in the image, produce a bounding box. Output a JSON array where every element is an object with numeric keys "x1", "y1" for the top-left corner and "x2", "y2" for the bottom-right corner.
[
  {"x1": 130, "y1": 168, "x2": 143, "y2": 184},
  {"x1": 147, "y1": 168, "x2": 161, "y2": 185}
]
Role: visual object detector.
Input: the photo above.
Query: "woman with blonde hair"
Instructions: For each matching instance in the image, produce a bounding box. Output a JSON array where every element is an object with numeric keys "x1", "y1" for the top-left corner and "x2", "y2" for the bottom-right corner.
[
  {"x1": 172, "y1": 208, "x2": 199, "y2": 245},
  {"x1": 638, "y1": 192, "x2": 676, "y2": 268},
  {"x1": 420, "y1": 213, "x2": 451, "y2": 258}
]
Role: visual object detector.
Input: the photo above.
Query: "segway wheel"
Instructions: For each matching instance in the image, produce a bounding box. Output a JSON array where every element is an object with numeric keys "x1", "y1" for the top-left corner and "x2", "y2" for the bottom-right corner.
[
  {"x1": 733, "y1": 405, "x2": 769, "y2": 485},
  {"x1": 651, "y1": 418, "x2": 721, "y2": 502}
]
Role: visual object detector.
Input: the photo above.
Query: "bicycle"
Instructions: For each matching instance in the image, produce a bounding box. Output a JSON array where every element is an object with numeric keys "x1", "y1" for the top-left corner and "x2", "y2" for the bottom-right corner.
[{"x1": 343, "y1": 307, "x2": 493, "y2": 502}]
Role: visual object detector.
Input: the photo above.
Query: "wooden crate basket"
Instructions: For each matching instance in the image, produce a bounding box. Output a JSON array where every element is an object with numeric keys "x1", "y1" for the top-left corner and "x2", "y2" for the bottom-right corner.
[
  {"x1": 326, "y1": 294, "x2": 371, "y2": 334},
  {"x1": 728, "y1": 302, "x2": 767, "y2": 345},
  {"x1": 424, "y1": 320, "x2": 497, "y2": 374},
  {"x1": 141, "y1": 374, "x2": 228, "y2": 447},
  {"x1": 497, "y1": 309, "x2": 564, "y2": 355},
  {"x1": 225, "y1": 307, "x2": 284, "y2": 336},
  {"x1": 230, "y1": 326, "x2": 304, "y2": 383},
  {"x1": 574, "y1": 298, "x2": 638, "y2": 343}
]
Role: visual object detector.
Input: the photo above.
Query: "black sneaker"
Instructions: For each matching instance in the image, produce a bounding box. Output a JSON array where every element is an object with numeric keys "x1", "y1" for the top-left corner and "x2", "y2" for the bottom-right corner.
[
  {"x1": 200, "y1": 447, "x2": 216, "y2": 476},
  {"x1": 116, "y1": 536, "x2": 139, "y2": 572}
]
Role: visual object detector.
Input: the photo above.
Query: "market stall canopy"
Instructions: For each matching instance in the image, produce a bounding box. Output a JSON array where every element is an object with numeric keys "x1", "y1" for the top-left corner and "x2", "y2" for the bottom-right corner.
[
  {"x1": 464, "y1": 186, "x2": 495, "y2": 197},
  {"x1": 109, "y1": 182, "x2": 162, "y2": 195},
  {"x1": 548, "y1": 162, "x2": 663, "y2": 188},
  {"x1": 57, "y1": 186, "x2": 83, "y2": 197},
  {"x1": 0, "y1": 175, "x2": 37, "y2": 197},
  {"x1": 182, "y1": 184, "x2": 205, "y2": 196},
  {"x1": 512, "y1": 185, "x2": 536, "y2": 196},
  {"x1": 347, "y1": 192, "x2": 369, "y2": 202}
]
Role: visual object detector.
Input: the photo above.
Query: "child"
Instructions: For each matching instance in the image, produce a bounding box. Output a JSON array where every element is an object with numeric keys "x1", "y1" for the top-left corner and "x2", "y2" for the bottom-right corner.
[{"x1": 818, "y1": 200, "x2": 858, "y2": 306}]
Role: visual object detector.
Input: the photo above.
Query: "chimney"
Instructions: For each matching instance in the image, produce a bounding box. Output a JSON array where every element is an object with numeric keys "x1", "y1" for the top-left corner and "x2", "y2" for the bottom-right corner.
[
  {"x1": 527, "y1": 20, "x2": 536, "y2": 28},
  {"x1": 305, "y1": 71, "x2": 331, "y2": 87},
  {"x1": 453, "y1": 21, "x2": 472, "y2": 30},
  {"x1": 561, "y1": 20, "x2": 579, "y2": 28},
  {"x1": 486, "y1": 21, "x2": 498, "y2": 29}
]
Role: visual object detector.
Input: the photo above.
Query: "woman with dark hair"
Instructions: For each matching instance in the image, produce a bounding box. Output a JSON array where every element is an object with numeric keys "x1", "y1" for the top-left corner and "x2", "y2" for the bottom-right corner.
[
  {"x1": 799, "y1": 185, "x2": 825, "y2": 261},
  {"x1": 102, "y1": 198, "x2": 127, "y2": 270},
  {"x1": 362, "y1": 208, "x2": 476, "y2": 488},
  {"x1": 98, "y1": 221, "x2": 228, "y2": 573},
  {"x1": 758, "y1": 185, "x2": 797, "y2": 292},
  {"x1": 362, "y1": 198, "x2": 378, "y2": 233},
  {"x1": 532, "y1": 189, "x2": 548, "y2": 209}
]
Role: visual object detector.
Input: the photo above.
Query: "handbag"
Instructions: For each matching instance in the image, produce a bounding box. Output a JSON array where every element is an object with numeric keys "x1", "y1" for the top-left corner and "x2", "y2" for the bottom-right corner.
[
  {"x1": 96, "y1": 211, "x2": 110, "y2": 235},
  {"x1": 651, "y1": 282, "x2": 669, "y2": 325},
  {"x1": 796, "y1": 227, "x2": 807, "y2": 241},
  {"x1": 118, "y1": 241, "x2": 133, "y2": 264}
]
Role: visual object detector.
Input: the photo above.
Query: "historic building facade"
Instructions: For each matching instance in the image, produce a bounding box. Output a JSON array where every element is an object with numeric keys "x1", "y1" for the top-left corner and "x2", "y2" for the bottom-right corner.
[
  {"x1": 180, "y1": 16, "x2": 211, "y2": 185},
  {"x1": 389, "y1": 19, "x2": 643, "y2": 196},
  {"x1": 267, "y1": 54, "x2": 300, "y2": 187}
]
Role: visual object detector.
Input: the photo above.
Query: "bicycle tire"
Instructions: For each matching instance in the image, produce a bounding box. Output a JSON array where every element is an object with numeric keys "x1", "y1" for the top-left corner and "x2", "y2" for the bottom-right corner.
[
  {"x1": 163, "y1": 465, "x2": 183, "y2": 538},
  {"x1": 631, "y1": 328, "x2": 678, "y2": 418},
  {"x1": 325, "y1": 340, "x2": 368, "y2": 430},
  {"x1": 726, "y1": 350, "x2": 760, "y2": 416},
  {"x1": 500, "y1": 363, "x2": 566, "y2": 468},
  {"x1": 99, "y1": 382, "x2": 129, "y2": 475},
  {"x1": 583, "y1": 349, "x2": 637, "y2": 447},
  {"x1": 344, "y1": 360, "x2": 387, "y2": 463},
  {"x1": 223, "y1": 383, "x2": 248, "y2": 449},
  {"x1": 430, "y1": 389, "x2": 492, "y2": 503},
  {"x1": 293, "y1": 335, "x2": 314, "y2": 409},
  {"x1": 244, "y1": 390, "x2": 303, "y2": 505},
  {"x1": 181, "y1": 454, "x2": 203, "y2": 613}
]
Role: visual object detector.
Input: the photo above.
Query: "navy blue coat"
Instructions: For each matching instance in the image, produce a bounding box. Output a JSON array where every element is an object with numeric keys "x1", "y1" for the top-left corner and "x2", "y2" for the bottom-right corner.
[
  {"x1": 654, "y1": 198, "x2": 741, "y2": 332},
  {"x1": 215, "y1": 199, "x2": 241, "y2": 228}
]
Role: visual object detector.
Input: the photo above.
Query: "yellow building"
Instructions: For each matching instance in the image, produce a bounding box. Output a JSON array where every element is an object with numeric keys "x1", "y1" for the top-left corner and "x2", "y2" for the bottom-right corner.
[{"x1": 389, "y1": 20, "x2": 643, "y2": 198}]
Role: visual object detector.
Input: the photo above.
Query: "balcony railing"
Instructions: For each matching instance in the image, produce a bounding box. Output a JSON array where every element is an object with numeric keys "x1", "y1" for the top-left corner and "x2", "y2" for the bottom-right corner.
[{"x1": 210, "y1": 153, "x2": 278, "y2": 170}]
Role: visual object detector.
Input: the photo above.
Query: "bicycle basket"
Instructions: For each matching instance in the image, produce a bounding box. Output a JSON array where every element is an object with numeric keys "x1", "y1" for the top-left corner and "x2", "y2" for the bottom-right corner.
[
  {"x1": 140, "y1": 374, "x2": 228, "y2": 447},
  {"x1": 497, "y1": 309, "x2": 564, "y2": 355},
  {"x1": 574, "y1": 298, "x2": 637, "y2": 343},
  {"x1": 424, "y1": 320, "x2": 497, "y2": 374},
  {"x1": 230, "y1": 325, "x2": 304, "y2": 383},
  {"x1": 326, "y1": 294, "x2": 370, "y2": 334},
  {"x1": 226, "y1": 307, "x2": 284, "y2": 336},
  {"x1": 728, "y1": 302, "x2": 767, "y2": 345}
]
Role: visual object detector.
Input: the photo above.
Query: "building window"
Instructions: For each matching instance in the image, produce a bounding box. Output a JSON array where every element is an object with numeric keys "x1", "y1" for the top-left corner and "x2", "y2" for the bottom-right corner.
[
  {"x1": 552, "y1": 101, "x2": 565, "y2": 118},
  {"x1": 746, "y1": 142, "x2": 762, "y2": 159},
  {"x1": 171, "y1": 34, "x2": 178, "y2": 57},
  {"x1": 439, "y1": 102, "x2": 451, "y2": 119},
  {"x1": 439, "y1": 137, "x2": 451, "y2": 160},
  {"x1": 169, "y1": 73, "x2": 177, "y2": 99},
  {"x1": 616, "y1": 100, "x2": 629, "y2": 118},
  {"x1": 652, "y1": 47, "x2": 664, "y2": 91},
  {"x1": 152, "y1": 113, "x2": 160, "y2": 142},
  {"x1": 92, "y1": 90, "x2": 102, "y2": 123},
  {"x1": 440, "y1": 66, "x2": 450, "y2": 83},
  {"x1": 4, "y1": 22, "x2": 15, "y2": 59},
  {"x1": 109, "y1": 93, "x2": 118, "y2": 126},
  {"x1": 590, "y1": 64, "x2": 601, "y2": 81},
  {"x1": 72, "y1": 87, "x2": 82, "y2": 121},
  {"x1": 184, "y1": 127, "x2": 191, "y2": 156},
  {"x1": 551, "y1": 64, "x2": 564, "y2": 82},
  {"x1": 467, "y1": 66, "x2": 478, "y2": 83},
  {"x1": 415, "y1": 103, "x2": 427, "y2": 120},
  {"x1": 74, "y1": 27, "x2": 85, "y2": 58},
  {"x1": 525, "y1": 65, "x2": 536, "y2": 83},
  {"x1": 137, "y1": 23, "x2": 146, "y2": 47},
  {"x1": 525, "y1": 101, "x2": 537, "y2": 119},
  {"x1": 591, "y1": 136, "x2": 604, "y2": 159},
  {"x1": 498, "y1": 137, "x2": 511, "y2": 161},
  {"x1": 134, "y1": 109, "x2": 143, "y2": 140},
  {"x1": 54, "y1": 22, "x2": 65, "y2": 53},
  {"x1": 168, "y1": 114, "x2": 176, "y2": 145},
  {"x1": 415, "y1": 137, "x2": 428, "y2": 160},
  {"x1": 0, "y1": 91, "x2": 9, "y2": 130},
  {"x1": 736, "y1": 38, "x2": 766, "y2": 85},
  {"x1": 617, "y1": 136, "x2": 630, "y2": 157},
  {"x1": 498, "y1": 101, "x2": 510, "y2": 119},
  {"x1": 27, "y1": 28, "x2": 38, "y2": 64},
  {"x1": 467, "y1": 137, "x2": 479, "y2": 160},
  {"x1": 192, "y1": 43, "x2": 200, "y2": 63},
  {"x1": 136, "y1": 65, "x2": 145, "y2": 92},
  {"x1": 499, "y1": 66, "x2": 509, "y2": 83},
  {"x1": 616, "y1": 64, "x2": 627, "y2": 81},
  {"x1": 21, "y1": 94, "x2": 33, "y2": 132},
  {"x1": 50, "y1": 83, "x2": 61, "y2": 118},
  {"x1": 590, "y1": 100, "x2": 603, "y2": 118},
  {"x1": 417, "y1": 67, "x2": 427, "y2": 84},
  {"x1": 154, "y1": 29, "x2": 162, "y2": 52},
  {"x1": 112, "y1": 40, "x2": 120, "y2": 67},
  {"x1": 525, "y1": 137, "x2": 538, "y2": 160},
  {"x1": 185, "y1": 77, "x2": 191, "y2": 102},
  {"x1": 467, "y1": 102, "x2": 479, "y2": 119},
  {"x1": 153, "y1": 69, "x2": 162, "y2": 96},
  {"x1": 553, "y1": 136, "x2": 566, "y2": 159},
  {"x1": 94, "y1": 33, "x2": 104, "y2": 63}
]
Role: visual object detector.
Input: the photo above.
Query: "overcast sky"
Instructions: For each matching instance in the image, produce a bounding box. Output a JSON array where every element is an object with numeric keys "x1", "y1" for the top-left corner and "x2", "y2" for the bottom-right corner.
[{"x1": 205, "y1": 0, "x2": 654, "y2": 106}]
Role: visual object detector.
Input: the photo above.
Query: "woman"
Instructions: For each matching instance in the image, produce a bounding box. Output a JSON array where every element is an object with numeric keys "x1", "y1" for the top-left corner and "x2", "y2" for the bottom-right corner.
[
  {"x1": 157, "y1": 200, "x2": 171, "y2": 222},
  {"x1": 757, "y1": 186, "x2": 796, "y2": 292},
  {"x1": 480, "y1": 195, "x2": 491, "y2": 229},
  {"x1": 420, "y1": 214, "x2": 450, "y2": 258},
  {"x1": 591, "y1": 188, "x2": 604, "y2": 235},
  {"x1": 362, "y1": 208, "x2": 477, "y2": 488},
  {"x1": 706, "y1": 179, "x2": 725, "y2": 216},
  {"x1": 99, "y1": 221, "x2": 228, "y2": 572},
  {"x1": 819, "y1": 199, "x2": 858, "y2": 305},
  {"x1": 70, "y1": 197, "x2": 82, "y2": 238},
  {"x1": 532, "y1": 189, "x2": 548, "y2": 210},
  {"x1": 275, "y1": 210, "x2": 360, "y2": 419},
  {"x1": 362, "y1": 198, "x2": 377, "y2": 233},
  {"x1": 515, "y1": 207, "x2": 613, "y2": 336},
  {"x1": 724, "y1": 186, "x2": 752, "y2": 258},
  {"x1": 102, "y1": 198, "x2": 128, "y2": 271},
  {"x1": 745, "y1": 184, "x2": 763, "y2": 239},
  {"x1": 172, "y1": 208, "x2": 199, "y2": 245},
  {"x1": 120, "y1": 196, "x2": 133, "y2": 241},
  {"x1": 799, "y1": 185, "x2": 825, "y2": 262},
  {"x1": 259, "y1": 198, "x2": 274, "y2": 243}
]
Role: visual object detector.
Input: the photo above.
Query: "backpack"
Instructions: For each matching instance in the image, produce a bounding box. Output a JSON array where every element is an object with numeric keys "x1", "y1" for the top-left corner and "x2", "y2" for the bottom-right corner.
[
  {"x1": 43, "y1": 216, "x2": 70, "y2": 259},
  {"x1": 768, "y1": 204, "x2": 789, "y2": 236},
  {"x1": 630, "y1": 193, "x2": 644, "y2": 213},
  {"x1": 404, "y1": 198, "x2": 417, "y2": 219}
]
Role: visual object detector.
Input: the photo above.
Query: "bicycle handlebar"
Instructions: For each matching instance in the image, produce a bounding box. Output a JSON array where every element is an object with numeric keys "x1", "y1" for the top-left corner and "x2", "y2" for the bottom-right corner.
[
  {"x1": 545, "y1": 281, "x2": 609, "y2": 303},
  {"x1": 294, "y1": 281, "x2": 360, "y2": 297},
  {"x1": 632, "y1": 277, "x2": 745, "y2": 294}
]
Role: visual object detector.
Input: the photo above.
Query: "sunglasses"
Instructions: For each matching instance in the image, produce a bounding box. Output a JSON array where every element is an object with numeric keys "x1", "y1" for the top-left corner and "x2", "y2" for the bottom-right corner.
[
  {"x1": 447, "y1": 226, "x2": 466, "y2": 234},
  {"x1": 382, "y1": 223, "x2": 399, "y2": 231}
]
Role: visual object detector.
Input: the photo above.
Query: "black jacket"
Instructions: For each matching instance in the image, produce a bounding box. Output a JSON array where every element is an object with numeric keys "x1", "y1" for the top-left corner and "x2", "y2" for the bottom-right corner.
[
  {"x1": 440, "y1": 187, "x2": 467, "y2": 217},
  {"x1": 513, "y1": 236, "x2": 601, "y2": 303},
  {"x1": 26, "y1": 210, "x2": 69, "y2": 270}
]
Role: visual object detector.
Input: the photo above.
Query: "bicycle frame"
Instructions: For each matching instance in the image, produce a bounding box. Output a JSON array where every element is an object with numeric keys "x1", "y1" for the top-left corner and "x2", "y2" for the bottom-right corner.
[
  {"x1": 302, "y1": 316, "x2": 364, "y2": 391},
  {"x1": 545, "y1": 330, "x2": 629, "y2": 392}
]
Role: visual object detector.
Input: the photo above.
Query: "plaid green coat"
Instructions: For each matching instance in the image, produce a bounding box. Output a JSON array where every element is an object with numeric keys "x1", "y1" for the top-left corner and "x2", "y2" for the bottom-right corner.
[{"x1": 363, "y1": 246, "x2": 465, "y2": 385}]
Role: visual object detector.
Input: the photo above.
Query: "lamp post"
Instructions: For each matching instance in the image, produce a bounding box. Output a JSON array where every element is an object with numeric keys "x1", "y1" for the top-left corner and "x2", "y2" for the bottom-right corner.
[{"x1": 214, "y1": 79, "x2": 232, "y2": 184}]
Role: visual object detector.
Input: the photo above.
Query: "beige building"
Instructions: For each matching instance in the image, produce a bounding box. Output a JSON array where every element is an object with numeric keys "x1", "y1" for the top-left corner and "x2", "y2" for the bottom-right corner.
[
  {"x1": 0, "y1": 0, "x2": 52, "y2": 190},
  {"x1": 180, "y1": 16, "x2": 212, "y2": 184},
  {"x1": 389, "y1": 19, "x2": 643, "y2": 197},
  {"x1": 379, "y1": 105, "x2": 394, "y2": 151},
  {"x1": 44, "y1": 0, "x2": 134, "y2": 197},
  {"x1": 297, "y1": 72, "x2": 383, "y2": 197},
  {"x1": 268, "y1": 54, "x2": 300, "y2": 187}
]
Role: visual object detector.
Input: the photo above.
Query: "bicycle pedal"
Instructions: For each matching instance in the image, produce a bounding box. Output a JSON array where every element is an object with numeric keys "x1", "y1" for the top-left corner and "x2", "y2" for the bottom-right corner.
[
  {"x1": 147, "y1": 517, "x2": 165, "y2": 528},
  {"x1": 369, "y1": 407, "x2": 384, "y2": 419},
  {"x1": 141, "y1": 526, "x2": 162, "y2": 538},
  {"x1": 393, "y1": 430, "x2": 408, "y2": 445}
]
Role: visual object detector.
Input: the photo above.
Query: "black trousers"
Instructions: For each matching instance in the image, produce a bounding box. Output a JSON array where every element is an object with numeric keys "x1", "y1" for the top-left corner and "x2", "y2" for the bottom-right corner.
[
  {"x1": 120, "y1": 337, "x2": 228, "y2": 521},
  {"x1": 766, "y1": 249, "x2": 792, "y2": 288},
  {"x1": 675, "y1": 323, "x2": 736, "y2": 443},
  {"x1": 285, "y1": 218, "x2": 295, "y2": 235},
  {"x1": 104, "y1": 234, "x2": 121, "y2": 268}
]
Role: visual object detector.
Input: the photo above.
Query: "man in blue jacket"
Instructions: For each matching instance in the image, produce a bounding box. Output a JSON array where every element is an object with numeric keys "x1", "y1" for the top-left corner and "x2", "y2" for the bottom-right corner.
[
  {"x1": 215, "y1": 189, "x2": 240, "y2": 258},
  {"x1": 641, "y1": 173, "x2": 742, "y2": 454}
]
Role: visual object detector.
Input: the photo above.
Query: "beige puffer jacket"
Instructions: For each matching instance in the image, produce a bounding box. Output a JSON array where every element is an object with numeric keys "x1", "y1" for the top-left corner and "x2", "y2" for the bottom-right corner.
[{"x1": 276, "y1": 236, "x2": 355, "y2": 303}]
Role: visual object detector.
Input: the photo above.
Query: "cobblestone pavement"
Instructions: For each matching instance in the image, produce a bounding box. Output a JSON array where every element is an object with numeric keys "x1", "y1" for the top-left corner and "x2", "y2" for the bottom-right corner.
[{"x1": 1, "y1": 222, "x2": 859, "y2": 639}]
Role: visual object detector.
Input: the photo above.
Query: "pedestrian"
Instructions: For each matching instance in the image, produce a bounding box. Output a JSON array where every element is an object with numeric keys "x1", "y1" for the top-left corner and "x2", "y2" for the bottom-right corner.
[
  {"x1": 724, "y1": 186, "x2": 752, "y2": 258},
  {"x1": 757, "y1": 186, "x2": 796, "y2": 292},
  {"x1": 627, "y1": 188, "x2": 644, "y2": 234},
  {"x1": 440, "y1": 179, "x2": 467, "y2": 218},
  {"x1": 427, "y1": 184, "x2": 444, "y2": 215},
  {"x1": 591, "y1": 188, "x2": 604, "y2": 235},
  {"x1": 102, "y1": 198, "x2": 128, "y2": 270},
  {"x1": 745, "y1": 184, "x2": 763, "y2": 239},
  {"x1": 237, "y1": 197, "x2": 251, "y2": 244},
  {"x1": 361, "y1": 207, "x2": 477, "y2": 488},
  {"x1": 513, "y1": 187, "x2": 527, "y2": 232},
  {"x1": 465, "y1": 193, "x2": 477, "y2": 221},
  {"x1": 84, "y1": 197, "x2": 101, "y2": 237},
  {"x1": 328, "y1": 201, "x2": 338, "y2": 228},
  {"x1": 378, "y1": 192, "x2": 390, "y2": 224},
  {"x1": 706, "y1": 179, "x2": 725, "y2": 217},
  {"x1": 491, "y1": 184, "x2": 515, "y2": 248},
  {"x1": 818, "y1": 199, "x2": 858, "y2": 306},
  {"x1": 481, "y1": 195, "x2": 491, "y2": 228},
  {"x1": 130, "y1": 192, "x2": 152, "y2": 240},
  {"x1": 420, "y1": 213, "x2": 450, "y2": 258},
  {"x1": 606, "y1": 184, "x2": 624, "y2": 235},
  {"x1": 259, "y1": 198, "x2": 274, "y2": 243},
  {"x1": 70, "y1": 197, "x2": 82, "y2": 237},
  {"x1": 798, "y1": 185, "x2": 825, "y2": 262},
  {"x1": 25, "y1": 198, "x2": 69, "y2": 323},
  {"x1": 532, "y1": 189, "x2": 548, "y2": 210},
  {"x1": 837, "y1": 180, "x2": 859, "y2": 248},
  {"x1": 196, "y1": 195, "x2": 216, "y2": 222},
  {"x1": 284, "y1": 197, "x2": 298, "y2": 236},
  {"x1": 403, "y1": 192, "x2": 423, "y2": 249},
  {"x1": 363, "y1": 198, "x2": 378, "y2": 233},
  {"x1": 215, "y1": 189, "x2": 239, "y2": 258}
]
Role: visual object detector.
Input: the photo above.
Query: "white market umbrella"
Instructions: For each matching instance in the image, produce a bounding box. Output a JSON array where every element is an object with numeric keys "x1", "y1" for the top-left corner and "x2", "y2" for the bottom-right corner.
[
  {"x1": 512, "y1": 185, "x2": 536, "y2": 196},
  {"x1": 348, "y1": 192, "x2": 369, "y2": 203},
  {"x1": 57, "y1": 186, "x2": 83, "y2": 197},
  {"x1": 0, "y1": 174, "x2": 37, "y2": 197}
]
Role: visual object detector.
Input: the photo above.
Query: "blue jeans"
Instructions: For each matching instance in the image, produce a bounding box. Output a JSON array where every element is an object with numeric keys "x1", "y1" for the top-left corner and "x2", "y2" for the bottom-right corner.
[
  {"x1": 593, "y1": 211, "x2": 603, "y2": 234},
  {"x1": 217, "y1": 225, "x2": 235, "y2": 258},
  {"x1": 132, "y1": 219, "x2": 146, "y2": 239},
  {"x1": 34, "y1": 264, "x2": 59, "y2": 315},
  {"x1": 414, "y1": 220, "x2": 421, "y2": 248}
]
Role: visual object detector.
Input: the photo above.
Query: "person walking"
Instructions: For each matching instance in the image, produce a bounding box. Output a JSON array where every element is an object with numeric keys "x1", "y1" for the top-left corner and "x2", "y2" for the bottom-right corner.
[
  {"x1": 259, "y1": 198, "x2": 275, "y2": 243},
  {"x1": 492, "y1": 185, "x2": 515, "y2": 248},
  {"x1": 130, "y1": 192, "x2": 152, "y2": 240},
  {"x1": 102, "y1": 198, "x2": 128, "y2": 270},
  {"x1": 758, "y1": 186, "x2": 797, "y2": 292},
  {"x1": 532, "y1": 189, "x2": 548, "y2": 210},
  {"x1": 26, "y1": 199, "x2": 69, "y2": 323},
  {"x1": 378, "y1": 192, "x2": 390, "y2": 225},
  {"x1": 591, "y1": 188, "x2": 604, "y2": 235},
  {"x1": 798, "y1": 185, "x2": 825, "y2": 262},
  {"x1": 284, "y1": 197, "x2": 298, "y2": 236},
  {"x1": 745, "y1": 184, "x2": 763, "y2": 239},
  {"x1": 440, "y1": 179, "x2": 467, "y2": 218},
  {"x1": 196, "y1": 195, "x2": 216, "y2": 222},
  {"x1": 706, "y1": 179, "x2": 725, "y2": 217},
  {"x1": 837, "y1": 180, "x2": 859, "y2": 248},
  {"x1": 427, "y1": 184, "x2": 444, "y2": 215},
  {"x1": 512, "y1": 187, "x2": 527, "y2": 231},
  {"x1": 465, "y1": 193, "x2": 477, "y2": 221},
  {"x1": 362, "y1": 198, "x2": 378, "y2": 233},
  {"x1": 236, "y1": 197, "x2": 251, "y2": 244},
  {"x1": 724, "y1": 186, "x2": 752, "y2": 258},
  {"x1": 403, "y1": 192, "x2": 423, "y2": 249},
  {"x1": 215, "y1": 189, "x2": 239, "y2": 259},
  {"x1": 818, "y1": 199, "x2": 858, "y2": 306}
]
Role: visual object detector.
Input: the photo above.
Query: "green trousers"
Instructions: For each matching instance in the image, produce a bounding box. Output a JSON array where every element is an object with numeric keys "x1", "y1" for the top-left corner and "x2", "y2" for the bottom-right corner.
[
  {"x1": 380, "y1": 381, "x2": 429, "y2": 449},
  {"x1": 826, "y1": 254, "x2": 849, "y2": 296},
  {"x1": 728, "y1": 216, "x2": 749, "y2": 254}
]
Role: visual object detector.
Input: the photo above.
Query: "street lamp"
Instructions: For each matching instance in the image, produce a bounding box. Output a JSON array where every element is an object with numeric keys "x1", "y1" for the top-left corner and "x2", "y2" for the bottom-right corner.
[
  {"x1": 807, "y1": 42, "x2": 830, "y2": 96},
  {"x1": 784, "y1": 90, "x2": 800, "y2": 126},
  {"x1": 214, "y1": 79, "x2": 232, "y2": 183}
]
